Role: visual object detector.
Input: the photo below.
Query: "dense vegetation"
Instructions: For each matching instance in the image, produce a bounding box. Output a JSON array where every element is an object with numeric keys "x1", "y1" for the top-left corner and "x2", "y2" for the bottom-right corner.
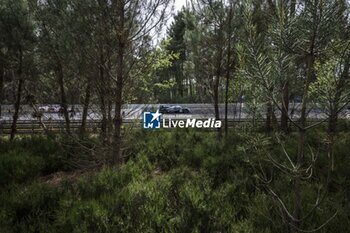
[
  {"x1": 1, "y1": 0, "x2": 350, "y2": 232},
  {"x1": 0, "y1": 129, "x2": 349, "y2": 232}
]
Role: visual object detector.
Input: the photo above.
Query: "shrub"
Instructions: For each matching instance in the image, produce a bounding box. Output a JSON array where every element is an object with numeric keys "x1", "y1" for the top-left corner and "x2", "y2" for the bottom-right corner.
[
  {"x1": 0, "y1": 150, "x2": 45, "y2": 186},
  {"x1": 0, "y1": 183, "x2": 61, "y2": 233}
]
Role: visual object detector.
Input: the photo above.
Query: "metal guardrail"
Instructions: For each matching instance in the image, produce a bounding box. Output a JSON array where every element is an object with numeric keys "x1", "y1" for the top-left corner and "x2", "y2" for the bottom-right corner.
[{"x1": 0, "y1": 118, "x2": 334, "y2": 135}]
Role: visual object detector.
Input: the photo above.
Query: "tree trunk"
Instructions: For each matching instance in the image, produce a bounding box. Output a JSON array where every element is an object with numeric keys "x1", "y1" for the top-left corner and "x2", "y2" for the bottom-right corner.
[
  {"x1": 113, "y1": 69, "x2": 124, "y2": 165},
  {"x1": 57, "y1": 61, "x2": 70, "y2": 134},
  {"x1": 189, "y1": 77, "x2": 193, "y2": 99},
  {"x1": 290, "y1": 0, "x2": 300, "y2": 228},
  {"x1": 0, "y1": 63, "x2": 5, "y2": 138},
  {"x1": 293, "y1": 49, "x2": 315, "y2": 232},
  {"x1": 107, "y1": 99, "x2": 113, "y2": 143},
  {"x1": 214, "y1": 76, "x2": 220, "y2": 120},
  {"x1": 98, "y1": 55, "x2": 108, "y2": 144},
  {"x1": 281, "y1": 81, "x2": 289, "y2": 133},
  {"x1": 214, "y1": 52, "x2": 222, "y2": 122},
  {"x1": 224, "y1": 73, "x2": 229, "y2": 137},
  {"x1": 0, "y1": 62, "x2": 4, "y2": 120},
  {"x1": 80, "y1": 76, "x2": 91, "y2": 136},
  {"x1": 113, "y1": 1, "x2": 125, "y2": 165},
  {"x1": 328, "y1": 107, "x2": 338, "y2": 135},
  {"x1": 106, "y1": 60, "x2": 113, "y2": 144},
  {"x1": 266, "y1": 101, "x2": 272, "y2": 132},
  {"x1": 10, "y1": 49, "x2": 23, "y2": 141},
  {"x1": 100, "y1": 101, "x2": 108, "y2": 144},
  {"x1": 225, "y1": 6, "x2": 233, "y2": 138},
  {"x1": 10, "y1": 78, "x2": 23, "y2": 141}
]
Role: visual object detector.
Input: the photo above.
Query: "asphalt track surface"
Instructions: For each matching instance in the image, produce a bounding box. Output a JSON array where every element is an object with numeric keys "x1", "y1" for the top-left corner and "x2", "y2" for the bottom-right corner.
[
  {"x1": 1, "y1": 103, "x2": 349, "y2": 122},
  {"x1": 0, "y1": 103, "x2": 349, "y2": 134}
]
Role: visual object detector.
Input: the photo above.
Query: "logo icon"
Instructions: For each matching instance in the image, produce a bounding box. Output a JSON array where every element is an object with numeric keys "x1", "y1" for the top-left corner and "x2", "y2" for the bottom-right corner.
[{"x1": 143, "y1": 110, "x2": 161, "y2": 129}]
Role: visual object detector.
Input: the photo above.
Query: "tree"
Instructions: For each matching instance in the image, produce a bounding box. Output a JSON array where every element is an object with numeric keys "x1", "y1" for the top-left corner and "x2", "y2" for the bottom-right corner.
[
  {"x1": 0, "y1": 0, "x2": 35, "y2": 140},
  {"x1": 109, "y1": 0, "x2": 172, "y2": 164},
  {"x1": 164, "y1": 9, "x2": 188, "y2": 102},
  {"x1": 187, "y1": 0, "x2": 236, "y2": 127},
  {"x1": 239, "y1": 0, "x2": 348, "y2": 231},
  {"x1": 33, "y1": 0, "x2": 77, "y2": 134}
]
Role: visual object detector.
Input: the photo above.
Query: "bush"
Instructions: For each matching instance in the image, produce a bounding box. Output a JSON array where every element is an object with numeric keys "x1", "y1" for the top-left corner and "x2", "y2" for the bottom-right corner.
[
  {"x1": 0, "y1": 150, "x2": 45, "y2": 186},
  {"x1": 0, "y1": 131, "x2": 349, "y2": 232},
  {"x1": 0, "y1": 183, "x2": 61, "y2": 233}
]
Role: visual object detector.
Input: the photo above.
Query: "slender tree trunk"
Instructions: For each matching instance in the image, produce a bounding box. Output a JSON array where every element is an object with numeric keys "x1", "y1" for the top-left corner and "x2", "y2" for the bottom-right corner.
[
  {"x1": 225, "y1": 6, "x2": 233, "y2": 138},
  {"x1": 57, "y1": 61, "x2": 70, "y2": 134},
  {"x1": 113, "y1": 68, "x2": 124, "y2": 165},
  {"x1": 266, "y1": 102, "x2": 272, "y2": 132},
  {"x1": 327, "y1": 105, "x2": 337, "y2": 171},
  {"x1": 224, "y1": 73, "x2": 229, "y2": 136},
  {"x1": 0, "y1": 62, "x2": 4, "y2": 120},
  {"x1": 107, "y1": 97, "x2": 113, "y2": 144},
  {"x1": 328, "y1": 106, "x2": 338, "y2": 135},
  {"x1": 238, "y1": 99, "x2": 242, "y2": 121},
  {"x1": 214, "y1": 49, "x2": 223, "y2": 122},
  {"x1": 100, "y1": 100, "x2": 108, "y2": 144},
  {"x1": 272, "y1": 107, "x2": 278, "y2": 129},
  {"x1": 113, "y1": 1, "x2": 125, "y2": 165},
  {"x1": 98, "y1": 56, "x2": 108, "y2": 144},
  {"x1": 281, "y1": 81, "x2": 289, "y2": 133},
  {"x1": 106, "y1": 59, "x2": 113, "y2": 144},
  {"x1": 266, "y1": 85, "x2": 275, "y2": 131},
  {"x1": 293, "y1": 50, "x2": 315, "y2": 232},
  {"x1": 96, "y1": 4, "x2": 108, "y2": 145},
  {"x1": 10, "y1": 49, "x2": 23, "y2": 141},
  {"x1": 291, "y1": 0, "x2": 300, "y2": 227},
  {"x1": 80, "y1": 76, "x2": 91, "y2": 136},
  {"x1": 214, "y1": 76, "x2": 220, "y2": 120},
  {"x1": 10, "y1": 78, "x2": 23, "y2": 141},
  {"x1": 280, "y1": 0, "x2": 295, "y2": 135},
  {"x1": 189, "y1": 77, "x2": 193, "y2": 99},
  {"x1": 178, "y1": 65, "x2": 184, "y2": 98}
]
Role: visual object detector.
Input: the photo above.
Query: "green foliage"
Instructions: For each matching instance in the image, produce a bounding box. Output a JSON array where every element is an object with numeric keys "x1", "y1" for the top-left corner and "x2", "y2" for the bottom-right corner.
[
  {"x1": 0, "y1": 136, "x2": 97, "y2": 187},
  {"x1": 310, "y1": 58, "x2": 350, "y2": 111},
  {"x1": 0, "y1": 150, "x2": 45, "y2": 186},
  {"x1": 311, "y1": 59, "x2": 340, "y2": 100},
  {"x1": 0, "y1": 137, "x2": 64, "y2": 186},
  {"x1": 1, "y1": 131, "x2": 350, "y2": 232},
  {"x1": 128, "y1": 39, "x2": 179, "y2": 103},
  {"x1": 51, "y1": 162, "x2": 253, "y2": 232},
  {"x1": 0, "y1": 183, "x2": 61, "y2": 233}
]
